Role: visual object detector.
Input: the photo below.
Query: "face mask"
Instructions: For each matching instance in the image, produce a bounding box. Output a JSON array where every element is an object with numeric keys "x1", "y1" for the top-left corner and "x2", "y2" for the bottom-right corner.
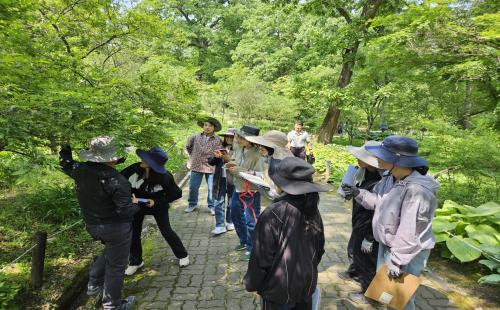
[{"x1": 262, "y1": 155, "x2": 270, "y2": 164}]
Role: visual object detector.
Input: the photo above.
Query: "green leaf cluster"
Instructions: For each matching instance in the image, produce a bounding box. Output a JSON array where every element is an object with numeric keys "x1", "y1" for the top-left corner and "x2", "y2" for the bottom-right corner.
[{"x1": 433, "y1": 200, "x2": 500, "y2": 284}]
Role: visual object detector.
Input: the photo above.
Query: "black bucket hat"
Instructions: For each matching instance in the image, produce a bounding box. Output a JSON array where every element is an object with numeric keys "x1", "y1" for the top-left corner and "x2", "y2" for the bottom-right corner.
[
  {"x1": 197, "y1": 117, "x2": 222, "y2": 132},
  {"x1": 269, "y1": 157, "x2": 329, "y2": 195},
  {"x1": 136, "y1": 146, "x2": 168, "y2": 174},
  {"x1": 236, "y1": 125, "x2": 260, "y2": 138}
]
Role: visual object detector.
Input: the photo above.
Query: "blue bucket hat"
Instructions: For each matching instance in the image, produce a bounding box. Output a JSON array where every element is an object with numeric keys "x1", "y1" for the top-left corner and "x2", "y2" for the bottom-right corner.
[
  {"x1": 365, "y1": 136, "x2": 428, "y2": 168},
  {"x1": 136, "y1": 146, "x2": 168, "y2": 174}
]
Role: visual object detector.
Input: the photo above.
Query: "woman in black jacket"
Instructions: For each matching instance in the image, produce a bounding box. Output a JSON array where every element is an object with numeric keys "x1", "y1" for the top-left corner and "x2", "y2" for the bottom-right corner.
[
  {"x1": 121, "y1": 147, "x2": 189, "y2": 275},
  {"x1": 244, "y1": 157, "x2": 328, "y2": 310}
]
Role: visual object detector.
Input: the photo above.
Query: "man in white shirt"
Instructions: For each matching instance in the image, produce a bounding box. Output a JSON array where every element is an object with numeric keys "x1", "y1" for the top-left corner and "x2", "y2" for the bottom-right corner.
[{"x1": 287, "y1": 120, "x2": 312, "y2": 160}]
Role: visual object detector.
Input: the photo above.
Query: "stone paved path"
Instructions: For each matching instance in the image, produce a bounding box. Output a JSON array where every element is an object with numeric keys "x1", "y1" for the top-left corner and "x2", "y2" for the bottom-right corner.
[{"x1": 121, "y1": 179, "x2": 459, "y2": 310}]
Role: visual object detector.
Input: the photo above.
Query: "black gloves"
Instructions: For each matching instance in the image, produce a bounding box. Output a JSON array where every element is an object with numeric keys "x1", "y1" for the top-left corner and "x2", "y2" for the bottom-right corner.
[{"x1": 341, "y1": 184, "x2": 360, "y2": 200}]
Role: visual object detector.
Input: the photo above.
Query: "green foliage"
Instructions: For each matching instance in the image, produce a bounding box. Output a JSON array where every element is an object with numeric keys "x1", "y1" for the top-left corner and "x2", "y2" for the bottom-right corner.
[
  {"x1": 0, "y1": 273, "x2": 23, "y2": 309},
  {"x1": 433, "y1": 200, "x2": 500, "y2": 284},
  {"x1": 311, "y1": 143, "x2": 356, "y2": 182}
]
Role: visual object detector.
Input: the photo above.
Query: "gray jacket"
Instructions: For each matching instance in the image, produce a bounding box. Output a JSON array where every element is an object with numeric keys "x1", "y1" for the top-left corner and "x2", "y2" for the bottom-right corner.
[{"x1": 355, "y1": 171, "x2": 439, "y2": 266}]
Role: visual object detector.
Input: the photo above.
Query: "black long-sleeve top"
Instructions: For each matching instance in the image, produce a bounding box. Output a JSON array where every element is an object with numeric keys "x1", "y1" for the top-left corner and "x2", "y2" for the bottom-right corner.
[
  {"x1": 59, "y1": 146, "x2": 139, "y2": 224},
  {"x1": 120, "y1": 163, "x2": 182, "y2": 210}
]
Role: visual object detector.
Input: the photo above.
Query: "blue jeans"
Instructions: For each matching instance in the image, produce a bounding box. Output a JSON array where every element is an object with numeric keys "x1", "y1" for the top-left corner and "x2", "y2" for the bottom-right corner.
[
  {"x1": 86, "y1": 222, "x2": 132, "y2": 310},
  {"x1": 188, "y1": 171, "x2": 214, "y2": 209},
  {"x1": 214, "y1": 178, "x2": 228, "y2": 227},
  {"x1": 230, "y1": 191, "x2": 261, "y2": 252},
  {"x1": 377, "y1": 244, "x2": 430, "y2": 310}
]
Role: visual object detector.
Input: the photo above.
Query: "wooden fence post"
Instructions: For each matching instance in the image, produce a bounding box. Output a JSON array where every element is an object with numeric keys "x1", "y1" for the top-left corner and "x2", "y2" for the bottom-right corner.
[
  {"x1": 30, "y1": 231, "x2": 47, "y2": 289},
  {"x1": 325, "y1": 160, "x2": 331, "y2": 183}
]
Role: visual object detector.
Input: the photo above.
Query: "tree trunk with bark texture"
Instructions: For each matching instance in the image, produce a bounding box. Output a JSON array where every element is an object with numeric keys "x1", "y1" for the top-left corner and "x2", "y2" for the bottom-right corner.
[{"x1": 317, "y1": 0, "x2": 384, "y2": 144}]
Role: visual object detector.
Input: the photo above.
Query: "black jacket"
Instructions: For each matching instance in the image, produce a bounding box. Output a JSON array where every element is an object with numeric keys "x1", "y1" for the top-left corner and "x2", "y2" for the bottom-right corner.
[
  {"x1": 120, "y1": 163, "x2": 182, "y2": 210},
  {"x1": 208, "y1": 156, "x2": 225, "y2": 200},
  {"x1": 352, "y1": 169, "x2": 382, "y2": 241},
  {"x1": 244, "y1": 194, "x2": 325, "y2": 305},
  {"x1": 59, "y1": 147, "x2": 139, "y2": 225}
]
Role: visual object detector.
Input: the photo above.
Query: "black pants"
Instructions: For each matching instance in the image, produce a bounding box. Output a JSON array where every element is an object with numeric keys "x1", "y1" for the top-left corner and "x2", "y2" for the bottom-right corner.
[
  {"x1": 348, "y1": 228, "x2": 378, "y2": 292},
  {"x1": 290, "y1": 147, "x2": 306, "y2": 160},
  {"x1": 130, "y1": 207, "x2": 188, "y2": 265},
  {"x1": 261, "y1": 297, "x2": 312, "y2": 310},
  {"x1": 86, "y1": 222, "x2": 131, "y2": 310}
]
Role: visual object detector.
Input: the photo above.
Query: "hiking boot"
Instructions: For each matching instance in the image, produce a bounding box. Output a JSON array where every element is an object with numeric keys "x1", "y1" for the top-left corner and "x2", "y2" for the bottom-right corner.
[
  {"x1": 179, "y1": 256, "x2": 190, "y2": 267},
  {"x1": 184, "y1": 205, "x2": 198, "y2": 213},
  {"x1": 349, "y1": 292, "x2": 369, "y2": 305},
  {"x1": 234, "y1": 244, "x2": 246, "y2": 251},
  {"x1": 119, "y1": 296, "x2": 136, "y2": 310},
  {"x1": 211, "y1": 226, "x2": 227, "y2": 235},
  {"x1": 226, "y1": 223, "x2": 235, "y2": 231},
  {"x1": 86, "y1": 284, "x2": 102, "y2": 296},
  {"x1": 125, "y1": 262, "x2": 144, "y2": 276},
  {"x1": 240, "y1": 251, "x2": 251, "y2": 261}
]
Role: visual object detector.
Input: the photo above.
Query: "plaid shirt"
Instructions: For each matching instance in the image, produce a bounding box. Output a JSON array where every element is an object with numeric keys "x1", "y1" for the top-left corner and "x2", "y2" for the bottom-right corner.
[{"x1": 186, "y1": 133, "x2": 222, "y2": 173}]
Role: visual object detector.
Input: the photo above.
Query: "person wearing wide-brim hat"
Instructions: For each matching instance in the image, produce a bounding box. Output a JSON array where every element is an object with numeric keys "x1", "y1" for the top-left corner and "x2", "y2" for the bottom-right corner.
[
  {"x1": 344, "y1": 136, "x2": 439, "y2": 310},
  {"x1": 121, "y1": 146, "x2": 190, "y2": 274},
  {"x1": 59, "y1": 136, "x2": 138, "y2": 310},
  {"x1": 185, "y1": 117, "x2": 223, "y2": 214},
  {"x1": 226, "y1": 125, "x2": 265, "y2": 261},
  {"x1": 339, "y1": 141, "x2": 385, "y2": 305},
  {"x1": 245, "y1": 130, "x2": 294, "y2": 161},
  {"x1": 244, "y1": 157, "x2": 328, "y2": 309}
]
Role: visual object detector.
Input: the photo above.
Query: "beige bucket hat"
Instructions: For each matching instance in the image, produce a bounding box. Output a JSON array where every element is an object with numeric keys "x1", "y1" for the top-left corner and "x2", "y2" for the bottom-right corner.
[
  {"x1": 246, "y1": 130, "x2": 293, "y2": 160},
  {"x1": 346, "y1": 140, "x2": 381, "y2": 168}
]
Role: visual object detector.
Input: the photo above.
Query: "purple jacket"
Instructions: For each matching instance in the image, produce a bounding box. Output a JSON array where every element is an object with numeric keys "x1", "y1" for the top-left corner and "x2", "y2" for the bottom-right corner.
[{"x1": 355, "y1": 171, "x2": 439, "y2": 266}]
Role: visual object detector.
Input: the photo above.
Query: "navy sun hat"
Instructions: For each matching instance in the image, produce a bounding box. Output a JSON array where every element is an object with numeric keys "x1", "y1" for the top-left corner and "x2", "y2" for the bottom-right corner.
[
  {"x1": 136, "y1": 146, "x2": 168, "y2": 174},
  {"x1": 365, "y1": 135, "x2": 428, "y2": 168}
]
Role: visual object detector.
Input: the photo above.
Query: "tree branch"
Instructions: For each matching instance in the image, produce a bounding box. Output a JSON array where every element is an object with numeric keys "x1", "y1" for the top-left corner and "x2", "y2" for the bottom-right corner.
[
  {"x1": 39, "y1": 9, "x2": 72, "y2": 55},
  {"x1": 178, "y1": 7, "x2": 192, "y2": 23},
  {"x1": 81, "y1": 33, "x2": 128, "y2": 59},
  {"x1": 336, "y1": 7, "x2": 352, "y2": 24}
]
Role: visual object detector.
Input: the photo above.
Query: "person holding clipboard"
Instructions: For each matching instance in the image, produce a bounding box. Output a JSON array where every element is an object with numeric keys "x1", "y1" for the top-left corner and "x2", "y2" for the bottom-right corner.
[{"x1": 343, "y1": 136, "x2": 438, "y2": 310}]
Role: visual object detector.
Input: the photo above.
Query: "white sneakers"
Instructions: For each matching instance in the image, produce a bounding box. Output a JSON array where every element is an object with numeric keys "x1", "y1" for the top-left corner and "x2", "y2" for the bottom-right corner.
[
  {"x1": 179, "y1": 256, "x2": 190, "y2": 267},
  {"x1": 226, "y1": 223, "x2": 235, "y2": 231},
  {"x1": 211, "y1": 226, "x2": 227, "y2": 235},
  {"x1": 125, "y1": 262, "x2": 144, "y2": 276},
  {"x1": 210, "y1": 208, "x2": 215, "y2": 216}
]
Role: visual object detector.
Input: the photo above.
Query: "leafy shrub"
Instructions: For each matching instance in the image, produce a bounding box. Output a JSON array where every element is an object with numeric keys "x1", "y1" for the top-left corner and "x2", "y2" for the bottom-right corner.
[
  {"x1": 312, "y1": 143, "x2": 356, "y2": 183},
  {"x1": 433, "y1": 200, "x2": 500, "y2": 284},
  {"x1": 0, "y1": 273, "x2": 22, "y2": 309}
]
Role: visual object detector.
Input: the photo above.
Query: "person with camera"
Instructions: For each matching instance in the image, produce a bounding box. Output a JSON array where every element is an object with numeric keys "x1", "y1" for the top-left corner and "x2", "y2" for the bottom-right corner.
[
  {"x1": 287, "y1": 120, "x2": 312, "y2": 160},
  {"x1": 121, "y1": 146, "x2": 189, "y2": 275},
  {"x1": 208, "y1": 128, "x2": 237, "y2": 235},
  {"x1": 59, "y1": 137, "x2": 138, "y2": 310}
]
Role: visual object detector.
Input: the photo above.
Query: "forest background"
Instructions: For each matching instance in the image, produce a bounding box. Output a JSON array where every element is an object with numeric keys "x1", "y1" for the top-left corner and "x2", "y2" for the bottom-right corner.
[{"x1": 0, "y1": 0, "x2": 498, "y2": 308}]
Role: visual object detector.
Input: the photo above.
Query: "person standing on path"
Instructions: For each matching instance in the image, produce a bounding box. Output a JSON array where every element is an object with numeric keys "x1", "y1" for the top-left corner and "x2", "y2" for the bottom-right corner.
[
  {"x1": 59, "y1": 137, "x2": 138, "y2": 310},
  {"x1": 121, "y1": 147, "x2": 189, "y2": 275},
  {"x1": 287, "y1": 120, "x2": 312, "y2": 160},
  {"x1": 244, "y1": 157, "x2": 328, "y2": 310},
  {"x1": 208, "y1": 128, "x2": 236, "y2": 235},
  {"x1": 338, "y1": 141, "x2": 383, "y2": 305},
  {"x1": 227, "y1": 125, "x2": 265, "y2": 261},
  {"x1": 343, "y1": 136, "x2": 439, "y2": 310},
  {"x1": 185, "y1": 117, "x2": 223, "y2": 214}
]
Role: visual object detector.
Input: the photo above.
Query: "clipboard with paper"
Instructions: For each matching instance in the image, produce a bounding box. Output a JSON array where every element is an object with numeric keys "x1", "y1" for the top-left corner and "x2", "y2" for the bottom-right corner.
[{"x1": 364, "y1": 265, "x2": 421, "y2": 310}]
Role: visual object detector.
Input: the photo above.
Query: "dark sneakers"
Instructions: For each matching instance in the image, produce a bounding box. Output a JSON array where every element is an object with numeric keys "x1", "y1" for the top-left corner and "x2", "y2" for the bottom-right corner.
[
  {"x1": 234, "y1": 244, "x2": 246, "y2": 251},
  {"x1": 86, "y1": 284, "x2": 103, "y2": 296}
]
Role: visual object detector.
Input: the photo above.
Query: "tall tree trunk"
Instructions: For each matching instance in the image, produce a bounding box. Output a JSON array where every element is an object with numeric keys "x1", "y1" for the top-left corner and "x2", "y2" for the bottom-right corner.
[
  {"x1": 317, "y1": 0, "x2": 384, "y2": 144},
  {"x1": 318, "y1": 42, "x2": 359, "y2": 144},
  {"x1": 461, "y1": 80, "x2": 473, "y2": 129}
]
